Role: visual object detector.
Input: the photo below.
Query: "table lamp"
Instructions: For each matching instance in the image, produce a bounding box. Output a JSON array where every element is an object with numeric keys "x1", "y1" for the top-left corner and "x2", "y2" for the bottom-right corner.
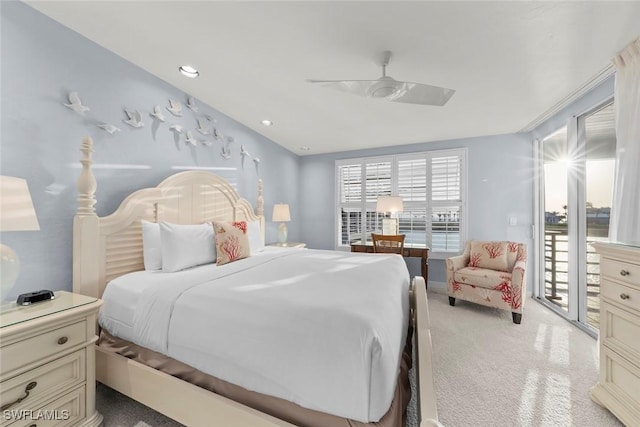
[
  {"x1": 272, "y1": 203, "x2": 291, "y2": 244},
  {"x1": 376, "y1": 196, "x2": 403, "y2": 235},
  {"x1": 0, "y1": 176, "x2": 40, "y2": 301}
]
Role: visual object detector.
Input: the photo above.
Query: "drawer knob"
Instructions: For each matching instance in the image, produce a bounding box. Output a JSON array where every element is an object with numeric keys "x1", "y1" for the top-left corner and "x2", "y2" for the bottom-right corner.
[
  {"x1": 620, "y1": 293, "x2": 630, "y2": 300},
  {"x1": 57, "y1": 336, "x2": 69, "y2": 345},
  {"x1": 0, "y1": 381, "x2": 37, "y2": 411},
  {"x1": 620, "y1": 270, "x2": 630, "y2": 277}
]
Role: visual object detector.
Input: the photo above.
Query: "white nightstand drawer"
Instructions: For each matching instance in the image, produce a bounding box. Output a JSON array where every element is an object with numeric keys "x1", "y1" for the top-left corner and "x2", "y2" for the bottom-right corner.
[
  {"x1": 601, "y1": 280, "x2": 640, "y2": 313},
  {"x1": 0, "y1": 321, "x2": 86, "y2": 373},
  {"x1": 0, "y1": 350, "x2": 85, "y2": 416},
  {"x1": 601, "y1": 258, "x2": 640, "y2": 288},
  {"x1": 5, "y1": 386, "x2": 86, "y2": 427}
]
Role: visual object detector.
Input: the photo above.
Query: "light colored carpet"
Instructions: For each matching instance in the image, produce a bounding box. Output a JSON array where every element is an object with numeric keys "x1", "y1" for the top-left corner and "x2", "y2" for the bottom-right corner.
[
  {"x1": 428, "y1": 290, "x2": 622, "y2": 427},
  {"x1": 96, "y1": 291, "x2": 622, "y2": 427}
]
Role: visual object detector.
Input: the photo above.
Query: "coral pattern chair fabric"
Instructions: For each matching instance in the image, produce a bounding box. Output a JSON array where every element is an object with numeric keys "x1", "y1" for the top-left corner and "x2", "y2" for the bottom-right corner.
[{"x1": 446, "y1": 240, "x2": 527, "y2": 324}]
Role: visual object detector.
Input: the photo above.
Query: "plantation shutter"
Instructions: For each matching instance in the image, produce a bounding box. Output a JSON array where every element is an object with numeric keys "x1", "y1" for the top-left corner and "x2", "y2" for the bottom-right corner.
[{"x1": 431, "y1": 155, "x2": 463, "y2": 252}]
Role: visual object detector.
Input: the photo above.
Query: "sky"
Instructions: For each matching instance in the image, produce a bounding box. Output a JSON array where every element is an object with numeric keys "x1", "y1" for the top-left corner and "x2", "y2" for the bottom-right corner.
[{"x1": 544, "y1": 159, "x2": 614, "y2": 214}]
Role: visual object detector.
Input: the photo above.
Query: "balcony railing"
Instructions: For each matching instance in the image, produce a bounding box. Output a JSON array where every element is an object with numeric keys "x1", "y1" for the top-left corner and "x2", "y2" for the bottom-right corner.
[{"x1": 544, "y1": 226, "x2": 604, "y2": 328}]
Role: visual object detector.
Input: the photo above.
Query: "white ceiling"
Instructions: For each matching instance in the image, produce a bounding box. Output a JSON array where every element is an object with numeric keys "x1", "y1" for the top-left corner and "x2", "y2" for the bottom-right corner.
[{"x1": 26, "y1": 1, "x2": 640, "y2": 155}]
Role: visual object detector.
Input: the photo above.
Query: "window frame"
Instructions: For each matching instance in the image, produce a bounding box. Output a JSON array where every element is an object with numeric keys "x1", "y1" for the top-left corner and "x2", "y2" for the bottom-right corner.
[{"x1": 335, "y1": 148, "x2": 467, "y2": 259}]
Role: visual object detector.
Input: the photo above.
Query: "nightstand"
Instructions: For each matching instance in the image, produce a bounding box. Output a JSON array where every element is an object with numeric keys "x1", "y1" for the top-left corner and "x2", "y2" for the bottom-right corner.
[
  {"x1": 0, "y1": 291, "x2": 103, "y2": 427},
  {"x1": 268, "y1": 242, "x2": 307, "y2": 249}
]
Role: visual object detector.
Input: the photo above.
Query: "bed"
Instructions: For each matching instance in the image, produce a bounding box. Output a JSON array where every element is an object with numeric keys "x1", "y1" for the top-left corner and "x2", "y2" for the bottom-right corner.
[{"x1": 72, "y1": 136, "x2": 438, "y2": 426}]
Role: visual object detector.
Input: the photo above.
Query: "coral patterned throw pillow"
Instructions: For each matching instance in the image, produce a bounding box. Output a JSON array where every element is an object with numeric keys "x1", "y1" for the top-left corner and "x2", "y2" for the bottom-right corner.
[
  {"x1": 469, "y1": 240, "x2": 509, "y2": 272},
  {"x1": 214, "y1": 221, "x2": 251, "y2": 265}
]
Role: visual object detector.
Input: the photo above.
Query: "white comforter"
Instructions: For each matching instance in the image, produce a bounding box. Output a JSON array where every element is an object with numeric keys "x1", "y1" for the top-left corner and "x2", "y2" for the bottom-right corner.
[{"x1": 99, "y1": 248, "x2": 410, "y2": 422}]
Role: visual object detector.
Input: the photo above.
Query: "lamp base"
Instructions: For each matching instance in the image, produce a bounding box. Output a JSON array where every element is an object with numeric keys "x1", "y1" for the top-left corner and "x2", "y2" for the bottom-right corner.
[
  {"x1": 277, "y1": 223, "x2": 288, "y2": 244},
  {"x1": 0, "y1": 243, "x2": 19, "y2": 301},
  {"x1": 382, "y1": 218, "x2": 399, "y2": 235}
]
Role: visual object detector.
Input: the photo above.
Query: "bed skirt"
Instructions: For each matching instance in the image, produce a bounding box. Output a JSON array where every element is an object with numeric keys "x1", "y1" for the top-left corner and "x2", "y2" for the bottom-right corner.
[{"x1": 97, "y1": 326, "x2": 412, "y2": 427}]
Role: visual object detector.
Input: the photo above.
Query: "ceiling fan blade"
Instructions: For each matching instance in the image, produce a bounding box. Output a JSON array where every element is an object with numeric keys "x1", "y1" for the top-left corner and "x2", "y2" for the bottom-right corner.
[
  {"x1": 308, "y1": 79, "x2": 455, "y2": 106},
  {"x1": 387, "y1": 82, "x2": 456, "y2": 106},
  {"x1": 307, "y1": 79, "x2": 379, "y2": 97}
]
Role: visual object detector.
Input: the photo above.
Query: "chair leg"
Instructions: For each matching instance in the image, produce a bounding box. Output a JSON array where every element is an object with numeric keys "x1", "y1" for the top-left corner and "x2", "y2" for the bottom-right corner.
[
  {"x1": 512, "y1": 312, "x2": 522, "y2": 324},
  {"x1": 449, "y1": 297, "x2": 456, "y2": 306}
]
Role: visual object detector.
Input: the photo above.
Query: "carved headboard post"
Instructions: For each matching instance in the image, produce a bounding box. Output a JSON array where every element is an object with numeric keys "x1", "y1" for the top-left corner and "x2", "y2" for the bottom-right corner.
[
  {"x1": 257, "y1": 179, "x2": 265, "y2": 243},
  {"x1": 73, "y1": 136, "x2": 102, "y2": 298}
]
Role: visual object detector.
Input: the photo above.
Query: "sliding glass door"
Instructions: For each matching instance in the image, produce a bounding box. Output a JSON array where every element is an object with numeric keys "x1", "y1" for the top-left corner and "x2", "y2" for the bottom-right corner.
[{"x1": 537, "y1": 101, "x2": 615, "y2": 332}]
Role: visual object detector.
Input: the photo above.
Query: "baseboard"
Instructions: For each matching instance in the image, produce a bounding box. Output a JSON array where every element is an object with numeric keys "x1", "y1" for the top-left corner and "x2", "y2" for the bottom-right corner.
[{"x1": 428, "y1": 281, "x2": 447, "y2": 293}]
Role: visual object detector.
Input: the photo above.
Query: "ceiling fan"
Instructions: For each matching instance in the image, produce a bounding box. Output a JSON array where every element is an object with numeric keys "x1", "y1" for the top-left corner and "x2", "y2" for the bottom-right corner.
[{"x1": 307, "y1": 50, "x2": 455, "y2": 106}]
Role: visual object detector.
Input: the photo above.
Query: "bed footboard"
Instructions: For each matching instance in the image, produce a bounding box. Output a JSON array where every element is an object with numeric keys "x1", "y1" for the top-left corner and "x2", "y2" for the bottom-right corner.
[{"x1": 411, "y1": 276, "x2": 439, "y2": 425}]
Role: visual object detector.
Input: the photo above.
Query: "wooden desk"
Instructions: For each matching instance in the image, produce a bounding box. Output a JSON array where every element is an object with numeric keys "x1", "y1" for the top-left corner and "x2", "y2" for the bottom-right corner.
[{"x1": 350, "y1": 242, "x2": 429, "y2": 287}]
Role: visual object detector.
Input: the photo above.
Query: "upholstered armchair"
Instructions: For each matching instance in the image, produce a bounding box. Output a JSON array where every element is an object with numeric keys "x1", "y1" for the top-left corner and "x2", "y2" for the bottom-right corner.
[{"x1": 446, "y1": 241, "x2": 527, "y2": 324}]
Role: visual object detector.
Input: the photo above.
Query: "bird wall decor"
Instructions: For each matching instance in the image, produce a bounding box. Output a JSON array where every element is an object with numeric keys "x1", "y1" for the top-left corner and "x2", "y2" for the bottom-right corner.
[
  {"x1": 97, "y1": 123, "x2": 121, "y2": 134},
  {"x1": 123, "y1": 109, "x2": 144, "y2": 128},
  {"x1": 167, "y1": 98, "x2": 183, "y2": 117},
  {"x1": 63, "y1": 92, "x2": 90, "y2": 115},
  {"x1": 196, "y1": 118, "x2": 210, "y2": 135},
  {"x1": 150, "y1": 105, "x2": 166, "y2": 122},
  {"x1": 169, "y1": 124, "x2": 184, "y2": 133},
  {"x1": 185, "y1": 130, "x2": 198, "y2": 147},
  {"x1": 186, "y1": 96, "x2": 198, "y2": 112}
]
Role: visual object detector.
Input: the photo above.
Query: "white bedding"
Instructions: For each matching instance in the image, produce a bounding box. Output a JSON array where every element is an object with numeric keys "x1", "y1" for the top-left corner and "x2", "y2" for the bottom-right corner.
[{"x1": 99, "y1": 247, "x2": 410, "y2": 422}]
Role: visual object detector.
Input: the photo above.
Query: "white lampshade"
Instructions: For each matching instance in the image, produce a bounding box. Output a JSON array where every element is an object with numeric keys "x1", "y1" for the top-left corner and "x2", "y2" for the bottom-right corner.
[
  {"x1": 0, "y1": 176, "x2": 40, "y2": 231},
  {"x1": 0, "y1": 176, "x2": 40, "y2": 301},
  {"x1": 376, "y1": 196, "x2": 403, "y2": 214},
  {"x1": 272, "y1": 204, "x2": 291, "y2": 222}
]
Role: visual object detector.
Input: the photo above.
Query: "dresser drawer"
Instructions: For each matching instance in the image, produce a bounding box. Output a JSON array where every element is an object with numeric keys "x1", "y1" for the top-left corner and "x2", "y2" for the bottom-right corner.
[
  {"x1": 601, "y1": 280, "x2": 640, "y2": 313},
  {"x1": 601, "y1": 301, "x2": 640, "y2": 362},
  {"x1": 601, "y1": 257, "x2": 640, "y2": 288},
  {"x1": 4, "y1": 386, "x2": 86, "y2": 427},
  {"x1": 599, "y1": 347, "x2": 640, "y2": 415},
  {"x1": 0, "y1": 321, "x2": 87, "y2": 374},
  {"x1": 0, "y1": 350, "x2": 85, "y2": 417}
]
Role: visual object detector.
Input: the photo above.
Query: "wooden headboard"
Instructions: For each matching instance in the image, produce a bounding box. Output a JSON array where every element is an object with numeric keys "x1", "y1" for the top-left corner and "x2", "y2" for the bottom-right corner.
[{"x1": 72, "y1": 136, "x2": 265, "y2": 299}]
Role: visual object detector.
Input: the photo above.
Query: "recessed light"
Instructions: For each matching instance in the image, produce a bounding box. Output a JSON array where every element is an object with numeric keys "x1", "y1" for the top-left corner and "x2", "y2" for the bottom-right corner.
[
  {"x1": 179, "y1": 65, "x2": 199, "y2": 78},
  {"x1": 299, "y1": 146, "x2": 310, "y2": 151},
  {"x1": 261, "y1": 119, "x2": 273, "y2": 126}
]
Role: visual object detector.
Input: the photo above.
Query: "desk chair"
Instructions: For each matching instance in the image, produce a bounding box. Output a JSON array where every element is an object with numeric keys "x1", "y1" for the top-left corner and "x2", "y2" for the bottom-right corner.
[{"x1": 372, "y1": 234, "x2": 406, "y2": 254}]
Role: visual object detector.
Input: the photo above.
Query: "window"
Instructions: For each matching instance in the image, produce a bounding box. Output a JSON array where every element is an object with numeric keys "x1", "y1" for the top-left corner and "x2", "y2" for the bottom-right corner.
[{"x1": 336, "y1": 148, "x2": 467, "y2": 257}]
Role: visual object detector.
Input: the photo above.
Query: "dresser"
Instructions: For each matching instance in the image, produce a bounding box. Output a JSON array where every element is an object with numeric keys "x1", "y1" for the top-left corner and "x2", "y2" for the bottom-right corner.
[
  {"x1": 0, "y1": 291, "x2": 103, "y2": 427},
  {"x1": 591, "y1": 242, "x2": 640, "y2": 426}
]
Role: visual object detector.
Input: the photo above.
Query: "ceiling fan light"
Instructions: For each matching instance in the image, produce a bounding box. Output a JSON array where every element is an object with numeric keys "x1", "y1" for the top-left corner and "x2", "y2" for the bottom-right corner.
[{"x1": 367, "y1": 77, "x2": 402, "y2": 99}]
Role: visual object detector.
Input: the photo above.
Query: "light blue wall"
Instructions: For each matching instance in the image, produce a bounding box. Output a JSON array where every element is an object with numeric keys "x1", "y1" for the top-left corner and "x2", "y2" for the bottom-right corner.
[
  {"x1": 0, "y1": 2, "x2": 300, "y2": 299},
  {"x1": 300, "y1": 134, "x2": 535, "y2": 289}
]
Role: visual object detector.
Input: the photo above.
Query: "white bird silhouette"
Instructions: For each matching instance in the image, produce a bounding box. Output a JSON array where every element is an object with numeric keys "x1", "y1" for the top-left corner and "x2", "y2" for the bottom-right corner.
[
  {"x1": 253, "y1": 157, "x2": 261, "y2": 164},
  {"x1": 150, "y1": 105, "x2": 166, "y2": 122},
  {"x1": 123, "y1": 109, "x2": 144, "y2": 128},
  {"x1": 63, "y1": 92, "x2": 90, "y2": 114},
  {"x1": 212, "y1": 127, "x2": 223, "y2": 140},
  {"x1": 240, "y1": 145, "x2": 250, "y2": 157},
  {"x1": 201, "y1": 140, "x2": 213, "y2": 147},
  {"x1": 186, "y1": 96, "x2": 198, "y2": 112},
  {"x1": 167, "y1": 99, "x2": 183, "y2": 117},
  {"x1": 195, "y1": 118, "x2": 210, "y2": 135},
  {"x1": 169, "y1": 124, "x2": 184, "y2": 133},
  {"x1": 97, "y1": 123, "x2": 121, "y2": 134},
  {"x1": 185, "y1": 131, "x2": 198, "y2": 147},
  {"x1": 220, "y1": 136, "x2": 234, "y2": 160}
]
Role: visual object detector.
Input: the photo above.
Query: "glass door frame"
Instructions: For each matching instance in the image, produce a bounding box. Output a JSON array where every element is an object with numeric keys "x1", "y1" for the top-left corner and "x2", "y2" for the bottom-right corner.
[{"x1": 534, "y1": 97, "x2": 613, "y2": 337}]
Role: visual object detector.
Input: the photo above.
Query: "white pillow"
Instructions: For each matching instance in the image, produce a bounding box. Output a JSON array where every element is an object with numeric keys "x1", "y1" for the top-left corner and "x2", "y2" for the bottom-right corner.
[
  {"x1": 247, "y1": 220, "x2": 264, "y2": 254},
  {"x1": 141, "y1": 220, "x2": 162, "y2": 271},
  {"x1": 160, "y1": 222, "x2": 216, "y2": 273}
]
